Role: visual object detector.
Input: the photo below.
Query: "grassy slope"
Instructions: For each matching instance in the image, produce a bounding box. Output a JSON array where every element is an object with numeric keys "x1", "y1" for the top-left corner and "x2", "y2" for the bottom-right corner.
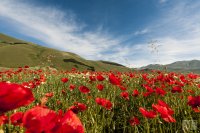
[
  {"x1": 0, "y1": 33, "x2": 130, "y2": 71},
  {"x1": 140, "y1": 60, "x2": 200, "y2": 73}
]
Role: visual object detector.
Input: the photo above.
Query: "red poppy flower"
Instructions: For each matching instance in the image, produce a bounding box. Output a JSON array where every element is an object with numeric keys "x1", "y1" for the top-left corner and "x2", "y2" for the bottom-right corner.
[
  {"x1": 192, "y1": 108, "x2": 200, "y2": 113},
  {"x1": 69, "y1": 84, "x2": 76, "y2": 91},
  {"x1": 22, "y1": 82, "x2": 33, "y2": 89},
  {"x1": 162, "y1": 115, "x2": 176, "y2": 123},
  {"x1": 143, "y1": 92, "x2": 153, "y2": 97},
  {"x1": 152, "y1": 100, "x2": 175, "y2": 123},
  {"x1": 187, "y1": 96, "x2": 200, "y2": 112},
  {"x1": 10, "y1": 112, "x2": 24, "y2": 126},
  {"x1": 61, "y1": 78, "x2": 68, "y2": 83},
  {"x1": 72, "y1": 68, "x2": 77, "y2": 71},
  {"x1": 95, "y1": 98, "x2": 102, "y2": 105},
  {"x1": 79, "y1": 86, "x2": 90, "y2": 94},
  {"x1": 143, "y1": 84, "x2": 154, "y2": 93},
  {"x1": 109, "y1": 74, "x2": 121, "y2": 85},
  {"x1": 0, "y1": 114, "x2": 8, "y2": 125},
  {"x1": 155, "y1": 87, "x2": 166, "y2": 96},
  {"x1": 23, "y1": 106, "x2": 58, "y2": 133},
  {"x1": 129, "y1": 73, "x2": 135, "y2": 78},
  {"x1": 180, "y1": 75, "x2": 187, "y2": 83},
  {"x1": 95, "y1": 98, "x2": 112, "y2": 110},
  {"x1": 40, "y1": 75, "x2": 46, "y2": 83},
  {"x1": 97, "y1": 84, "x2": 104, "y2": 91},
  {"x1": 132, "y1": 89, "x2": 139, "y2": 97},
  {"x1": 139, "y1": 107, "x2": 157, "y2": 119},
  {"x1": 102, "y1": 100, "x2": 112, "y2": 110},
  {"x1": 120, "y1": 92, "x2": 129, "y2": 100},
  {"x1": 158, "y1": 100, "x2": 174, "y2": 115},
  {"x1": 157, "y1": 100, "x2": 170, "y2": 108},
  {"x1": 24, "y1": 65, "x2": 29, "y2": 68},
  {"x1": 70, "y1": 102, "x2": 87, "y2": 114},
  {"x1": 142, "y1": 73, "x2": 149, "y2": 81},
  {"x1": 53, "y1": 110, "x2": 84, "y2": 133},
  {"x1": 96, "y1": 75, "x2": 105, "y2": 81},
  {"x1": 152, "y1": 104, "x2": 176, "y2": 123},
  {"x1": 69, "y1": 105, "x2": 79, "y2": 114},
  {"x1": 187, "y1": 90, "x2": 194, "y2": 94},
  {"x1": 171, "y1": 86, "x2": 183, "y2": 93},
  {"x1": 77, "y1": 103, "x2": 87, "y2": 112},
  {"x1": 27, "y1": 81, "x2": 36, "y2": 89},
  {"x1": 198, "y1": 84, "x2": 200, "y2": 88},
  {"x1": 45, "y1": 92, "x2": 54, "y2": 98},
  {"x1": 62, "y1": 89, "x2": 66, "y2": 94},
  {"x1": 0, "y1": 82, "x2": 34, "y2": 113},
  {"x1": 118, "y1": 85, "x2": 127, "y2": 91},
  {"x1": 188, "y1": 96, "x2": 200, "y2": 108},
  {"x1": 89, "y1": 75, "x2": 96, "y2": 81},
  {"x1": 157, "y1": 73, "x2": 164, "y2": 81},
  {"x1": 129, "y1": 116, "x2": 140, "y2": 126}
]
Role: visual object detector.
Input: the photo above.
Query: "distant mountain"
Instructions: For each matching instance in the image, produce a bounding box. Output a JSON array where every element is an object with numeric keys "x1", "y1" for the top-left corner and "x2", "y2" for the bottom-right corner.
[
  {"x1": 140, "y1": 60, "x2": 200, "y2": 73},
  {"x1": 140, "y1": 64, "x2": 164, "y2": 70},
  {"x1": 0, "y1": 33, "x2": 130, "y2": 71},
  {"x1": 166, "y1": 60, "x2": 200, "y2": 70}
]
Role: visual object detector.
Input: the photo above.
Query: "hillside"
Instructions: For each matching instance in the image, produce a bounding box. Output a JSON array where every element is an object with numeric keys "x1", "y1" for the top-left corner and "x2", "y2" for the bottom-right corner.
[
  {"x1": 140, "y1": 60, "x2": 200, "y2": 73},
  {"x1": 0, "y1": 33, "x2": 130, "y2": 71}
]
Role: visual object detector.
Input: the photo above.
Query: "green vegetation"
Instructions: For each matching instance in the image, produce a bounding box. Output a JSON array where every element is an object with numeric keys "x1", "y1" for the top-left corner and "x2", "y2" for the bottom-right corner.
[
  {"x1": 0, "y1": 33, "x2": 130, "y2": 71},
  {"x1": 1, "y1": 68, "x2": 200, "y2": 132},
  {"x1": 140, "y1": 60, "x2": 200, "y2": 73}
]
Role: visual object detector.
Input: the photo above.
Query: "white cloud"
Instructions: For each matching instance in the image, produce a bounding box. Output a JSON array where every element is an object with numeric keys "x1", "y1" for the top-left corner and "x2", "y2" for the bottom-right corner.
[
  {"x1": 126, "y1": 1, "x2": 200, "y2": 67},
  {"x1": 0, "y1": 0, "x2": 121, "y2": 59},
  {"x1": 134, "y1": 28, "x2": 150, "y2": 36}
]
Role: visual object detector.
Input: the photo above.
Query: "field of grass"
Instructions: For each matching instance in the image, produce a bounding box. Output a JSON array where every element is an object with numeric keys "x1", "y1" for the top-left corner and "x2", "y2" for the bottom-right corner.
[
  {"x1": 0, "y1": 33, "x2": 130, "y2": 72},
  {"x1": 0, "y1": 67, "x2": 200, "y2": 133}
]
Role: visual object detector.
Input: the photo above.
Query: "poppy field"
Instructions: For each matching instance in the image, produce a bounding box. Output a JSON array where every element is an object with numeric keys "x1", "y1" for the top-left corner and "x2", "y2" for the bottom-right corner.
[{"x1": 0, "y1": 66, "x2": 200, "y2": 133}]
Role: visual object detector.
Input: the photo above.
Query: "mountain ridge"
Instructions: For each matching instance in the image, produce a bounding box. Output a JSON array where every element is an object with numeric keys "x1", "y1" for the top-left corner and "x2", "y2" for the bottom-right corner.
[{"x1": 140, "y1": 60, "x2": 200, "y2": 73}]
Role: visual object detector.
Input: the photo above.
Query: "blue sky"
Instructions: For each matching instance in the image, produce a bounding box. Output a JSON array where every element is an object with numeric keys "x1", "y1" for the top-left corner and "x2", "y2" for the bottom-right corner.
[{"x1": 0, "y1": 0, "x2": 200, "y2": 67}]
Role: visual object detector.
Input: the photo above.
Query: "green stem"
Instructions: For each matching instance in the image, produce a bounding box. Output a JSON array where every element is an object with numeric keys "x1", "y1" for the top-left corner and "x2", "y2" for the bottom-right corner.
[{"x1": 146, "y1": 118, "x2": 150, "y2": 133}]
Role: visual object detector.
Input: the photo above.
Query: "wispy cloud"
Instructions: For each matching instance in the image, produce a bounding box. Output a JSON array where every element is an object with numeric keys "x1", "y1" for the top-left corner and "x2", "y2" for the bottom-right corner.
[
  {"x1": 128, "y1": 1, "x2": 200, "y2": 67},
  {"x1": 108, "y1": 3, "x2": 200, "y2": 67},
  {"x1": 0, "y1": 0, "x2": 121, "y2": 59},
  {"x1": 134, "y1": 28, "x2": 150, "y2": 36}
]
